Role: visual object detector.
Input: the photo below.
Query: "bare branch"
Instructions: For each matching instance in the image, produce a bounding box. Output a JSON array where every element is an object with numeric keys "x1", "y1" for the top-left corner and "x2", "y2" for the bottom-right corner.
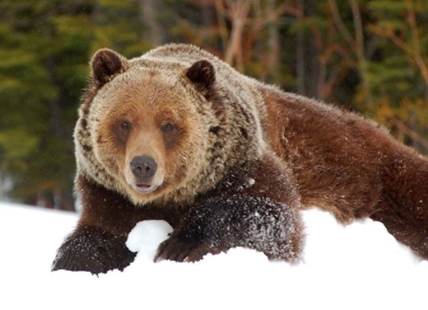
[
  {"x1": 405, "y1": 0, "x2": 428, "y2": 86},
  {"x1": 223, "y1": 0, "x2": 252, "y2": 68},
  {"x1": 349, "y1": 0, "x2": 373, "y2": 109},
  {"x1": 327, "y1": 0, "x2": 355, "y2": 51}
]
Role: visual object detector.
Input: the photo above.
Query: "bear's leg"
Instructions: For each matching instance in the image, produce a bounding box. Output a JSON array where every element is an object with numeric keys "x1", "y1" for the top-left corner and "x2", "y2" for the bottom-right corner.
[
  {"x1": 52, "y1": 176, "x2": 149, "y2": 274},
  {"x1": 52, "y1": 224, "x2": 136, "y2": 274},
  {"x1": 371, "y1": 152, "x2": 428, "y2": 260},
  {"x1": 155, "y1": 194, "x2": 304, "y2": 263}
]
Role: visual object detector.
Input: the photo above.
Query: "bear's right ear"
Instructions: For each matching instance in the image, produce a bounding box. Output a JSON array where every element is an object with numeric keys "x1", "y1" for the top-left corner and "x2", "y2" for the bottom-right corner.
[{"x1": 90, "y1": 48, "x2": 129, "y2": 87}]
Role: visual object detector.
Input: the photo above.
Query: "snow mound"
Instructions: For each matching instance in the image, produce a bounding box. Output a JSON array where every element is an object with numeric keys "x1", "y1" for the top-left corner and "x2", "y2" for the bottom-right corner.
[
  {"x1": 2, "y1": 202, "x2": 428, "y2": 310},
  {"x1": 126, "y1": 220, "x2": 173, "y2": 258}
]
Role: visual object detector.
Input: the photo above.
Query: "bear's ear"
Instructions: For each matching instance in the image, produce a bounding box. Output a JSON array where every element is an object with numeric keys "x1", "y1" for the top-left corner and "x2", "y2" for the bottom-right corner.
[
  {"x1": 90, "y1": 48, "x2": 129, "y2": 87},
  {"x1": 186, "y1": 60, "x2": 216, "y2": 91}
]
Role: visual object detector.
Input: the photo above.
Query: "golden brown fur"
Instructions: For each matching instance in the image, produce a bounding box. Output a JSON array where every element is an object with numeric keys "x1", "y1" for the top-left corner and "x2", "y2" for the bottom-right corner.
[{"x1": 52, "y1": 44, "x2": 428, "y2": 274}]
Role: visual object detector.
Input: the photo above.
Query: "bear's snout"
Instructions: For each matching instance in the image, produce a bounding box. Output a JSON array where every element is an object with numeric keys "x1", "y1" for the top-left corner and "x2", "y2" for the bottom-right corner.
[{"x1": 130, "y1": 155, "x2": 157, "y2": 183}]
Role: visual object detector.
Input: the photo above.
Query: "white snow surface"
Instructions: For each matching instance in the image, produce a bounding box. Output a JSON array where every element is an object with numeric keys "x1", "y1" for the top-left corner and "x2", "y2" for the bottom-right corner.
[{"x1": 1, "y1": 202, "x2": 428, "y2": 310}]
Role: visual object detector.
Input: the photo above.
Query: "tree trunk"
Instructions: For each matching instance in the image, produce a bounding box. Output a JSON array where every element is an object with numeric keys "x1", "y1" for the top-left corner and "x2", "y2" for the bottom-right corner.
[
  {"x1": 266, "y1": 0, "x2": 280, "y2": 82},
  {"x1": 304, "y1": 1, "x2": 320, "y2": 98},
  {"x1": 139, "y1": 0, "x2": 164, "y2": 46},
  {"x1": 45, "y1": 57, "x2": 65, "y2": 139},
  {"x1": 296, "y1": 0, "x2": 305, "y2": 94}
]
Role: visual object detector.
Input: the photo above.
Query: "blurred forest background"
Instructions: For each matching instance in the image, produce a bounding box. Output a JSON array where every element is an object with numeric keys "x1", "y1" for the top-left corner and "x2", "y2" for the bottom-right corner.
[{"x1": 1, "y1": 0, "x2": 428, "y2": 211}]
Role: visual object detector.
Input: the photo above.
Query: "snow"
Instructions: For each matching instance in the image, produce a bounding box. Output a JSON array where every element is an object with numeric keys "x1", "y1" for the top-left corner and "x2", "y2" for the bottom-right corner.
[
  {"x1": 126, "y1": 220, "x2": 173, "y2": 257},
  {"x1": 1, "y1": 202, "x2": 428, "y2": 310}
]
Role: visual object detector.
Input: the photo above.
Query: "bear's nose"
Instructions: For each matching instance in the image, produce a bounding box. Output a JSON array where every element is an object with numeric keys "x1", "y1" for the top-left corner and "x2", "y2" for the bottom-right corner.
[{"x1": 130, "y1": 155, "x2": 157, "y2": 182}]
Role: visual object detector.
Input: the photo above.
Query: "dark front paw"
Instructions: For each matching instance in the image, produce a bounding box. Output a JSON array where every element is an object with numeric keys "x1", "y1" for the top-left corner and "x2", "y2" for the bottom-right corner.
[
  {"x1": 52, "y1": 225, "x2": 136, "y2": 274},
  {"x1": 154, "y1": 194, "x2": 303, "y2": 264},
  {"x1": 154, "y1": 234, "x2": 221, "y2": 262}
]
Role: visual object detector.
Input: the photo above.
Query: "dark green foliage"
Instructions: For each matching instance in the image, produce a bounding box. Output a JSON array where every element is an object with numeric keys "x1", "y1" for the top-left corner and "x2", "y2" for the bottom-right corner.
[{"x1": 0, "y1": 0, "x2": 94, "y2": 209}]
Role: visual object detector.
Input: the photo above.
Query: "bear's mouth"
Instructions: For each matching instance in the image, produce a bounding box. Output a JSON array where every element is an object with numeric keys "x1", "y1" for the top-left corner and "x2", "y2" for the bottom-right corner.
[{"x1": 132, "y1": 183, "x2": 158, "y2": 194}]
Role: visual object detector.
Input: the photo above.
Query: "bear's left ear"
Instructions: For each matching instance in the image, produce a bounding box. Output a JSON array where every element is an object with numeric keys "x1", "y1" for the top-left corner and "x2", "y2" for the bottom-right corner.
[
  {"x1": 186, "y1": 60, "x2": 216, "y2": 92},
  {"x1": 90, "y1": 48, "x2": 129, "y2": 87}
]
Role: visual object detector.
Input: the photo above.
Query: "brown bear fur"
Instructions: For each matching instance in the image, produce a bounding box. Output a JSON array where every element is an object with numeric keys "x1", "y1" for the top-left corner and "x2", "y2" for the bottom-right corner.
[{"x1": 53, "y1": 44, "x2": 428, "y2": 274}]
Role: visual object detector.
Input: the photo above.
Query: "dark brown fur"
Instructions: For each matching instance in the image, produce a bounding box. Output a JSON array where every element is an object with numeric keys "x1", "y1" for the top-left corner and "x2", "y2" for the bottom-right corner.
[{"x1": 260, "y1": 85, "x2": 428, "y2": 259}]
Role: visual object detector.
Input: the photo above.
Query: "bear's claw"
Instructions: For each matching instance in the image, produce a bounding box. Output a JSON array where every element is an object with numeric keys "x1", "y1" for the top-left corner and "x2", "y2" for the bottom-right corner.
[{"x1": 154, "y1": 235, "x2": 221, "y2": 263}]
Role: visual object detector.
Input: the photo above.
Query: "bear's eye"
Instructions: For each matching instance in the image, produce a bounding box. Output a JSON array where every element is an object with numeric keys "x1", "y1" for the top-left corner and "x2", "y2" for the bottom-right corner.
[
  {"x1": 120, "y1": 120, "x2": 131, "y2": 131},
  {"x1": 114, "y1": 120, "x2": 132, "y2": 146},
  {"x1": 161, "y1": 122, "x2": 176, "y2": 133}
]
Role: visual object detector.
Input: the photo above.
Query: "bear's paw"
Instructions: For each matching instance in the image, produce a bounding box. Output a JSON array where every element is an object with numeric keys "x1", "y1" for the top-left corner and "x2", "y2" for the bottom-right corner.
[
  {"x1": 52, "y1": 225, "x2": 136, "y2": 274},
  {"x1": 154, "y1": 234, "x2": 222, "y2": 263}
]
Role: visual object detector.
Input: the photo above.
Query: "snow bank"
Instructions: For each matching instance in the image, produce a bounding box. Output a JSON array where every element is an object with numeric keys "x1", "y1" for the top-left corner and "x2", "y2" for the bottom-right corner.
[{"x1": 1, "y1": 203, "x2": 427, "y2": 310}]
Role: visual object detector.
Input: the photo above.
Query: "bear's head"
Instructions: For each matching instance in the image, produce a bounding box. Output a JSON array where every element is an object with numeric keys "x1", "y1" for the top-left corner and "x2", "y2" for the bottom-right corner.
[{"x1": 75, "y1": 47, "x2": 264, "y2": 205}]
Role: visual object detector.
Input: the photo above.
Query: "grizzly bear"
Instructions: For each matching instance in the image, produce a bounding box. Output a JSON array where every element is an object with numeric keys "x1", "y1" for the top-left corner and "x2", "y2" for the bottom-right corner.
[{"x1": 52, "y1": 44, "x2": 428, "y2": 274}]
